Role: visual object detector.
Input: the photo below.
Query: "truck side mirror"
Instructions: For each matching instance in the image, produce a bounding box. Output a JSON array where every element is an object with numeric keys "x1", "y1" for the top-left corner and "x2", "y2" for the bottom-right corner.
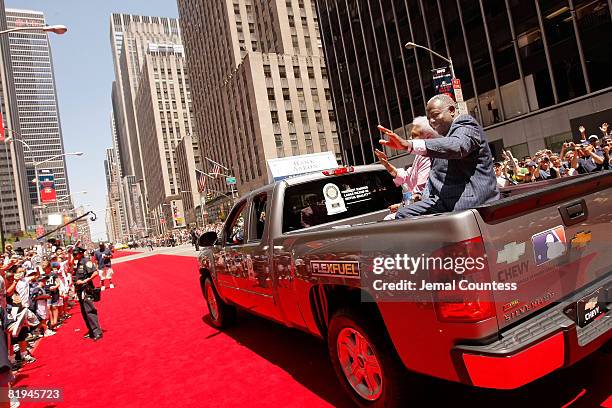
[{"x1": 199, "y1": 231, "x2": 218, "y2": 247}]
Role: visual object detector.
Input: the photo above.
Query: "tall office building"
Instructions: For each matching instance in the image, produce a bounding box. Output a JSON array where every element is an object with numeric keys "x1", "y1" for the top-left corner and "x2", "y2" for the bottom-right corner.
[
  {"x1": 175, "y1": 132, "x2": 201, "y2": 227},
  {"x1": 135, "y1": 44, "x2": 197, "y2": 234},
  {"x1": 315, "y1": 0, "x2": 612, "y2": 164},
  {"x1": 177, "y1": 0, "x2": 340, "y2": 206},
  {"x1": 109, "y1": 13, "x2": 181, "y2": 237},
  {"x1": 5, "y1": 9, "x2": 72, "y2": 227},
  {"x1": 104, "y1": 146, "x2": 123, "y2": 242},
  {"x1": 0, "y1": 0, "x2": 29, "y2": 237}
]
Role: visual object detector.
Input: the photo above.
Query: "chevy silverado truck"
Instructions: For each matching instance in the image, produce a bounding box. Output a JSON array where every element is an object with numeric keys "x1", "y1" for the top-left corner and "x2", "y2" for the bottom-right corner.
[{"x1": 197, "y1": 164, "x2": 611, "y2": 407}]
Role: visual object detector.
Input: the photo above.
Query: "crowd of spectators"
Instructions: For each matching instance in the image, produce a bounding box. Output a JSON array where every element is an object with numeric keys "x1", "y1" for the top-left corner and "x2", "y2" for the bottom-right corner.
[
  {"x1": 0, "y1": 239, "x2": 116, "y2": 402},
  {"x1": 494, "y1": 123, "x2": 611, "y2": 188}
]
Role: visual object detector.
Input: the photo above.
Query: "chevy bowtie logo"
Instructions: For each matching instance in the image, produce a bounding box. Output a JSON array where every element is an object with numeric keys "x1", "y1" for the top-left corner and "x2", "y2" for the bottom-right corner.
[
  {"x1": 571, "y1": 231, "x2": 592, "y2": 249},
  {"x1": 497, "y1": 241, "x2": 526, "y2": 264}
]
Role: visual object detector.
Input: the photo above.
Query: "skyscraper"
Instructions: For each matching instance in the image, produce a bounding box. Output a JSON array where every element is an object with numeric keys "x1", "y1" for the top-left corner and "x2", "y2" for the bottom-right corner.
[
  {"x1": 177, "y1": 0, "x2": 340, "y2": 207},
  {"x1": 6, "y1": 9, "x2": 72, "y2": 227},
  {"x1": 135, "y1": 42, "x2": 196, "y2": 234},
  {"x1": 0, "y1": 0, "x2": 29, "y2": 237},
  {"x1": 109, "y1": 14, "x2": 182, "y2": 237},
  {"x1": 314, "y1": 0, "x2": 612, "y2": 164}
]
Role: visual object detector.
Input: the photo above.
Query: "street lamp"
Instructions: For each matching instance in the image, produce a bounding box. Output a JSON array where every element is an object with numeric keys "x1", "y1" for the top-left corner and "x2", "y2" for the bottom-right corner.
[
  {"x1": 56, "y1": 190, "x2": 88, "y2": 210},
  {"x1": 404, "y1": 41, "x2": 455, "y2": 78},
  {"x1": 0, "y1": 24, "x2": 68, "y2": 36},
  {"x1": 3, "y1": 129, "x2": 32, "y2": 151}
]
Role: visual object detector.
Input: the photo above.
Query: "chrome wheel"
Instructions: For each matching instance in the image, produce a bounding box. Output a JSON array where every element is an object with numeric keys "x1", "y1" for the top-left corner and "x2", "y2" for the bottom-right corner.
[
  {"x1": 337, "y1": 327, "x2": 383, "y2": 401},
  {"x1": 206, "y1": 283, "x2": 219, "y2": 321}
]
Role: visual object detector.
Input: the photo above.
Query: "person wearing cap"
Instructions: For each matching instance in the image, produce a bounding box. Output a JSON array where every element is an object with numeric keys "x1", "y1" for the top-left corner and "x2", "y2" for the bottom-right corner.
[
  {"x1": 493, "y1": 161, "x2": 513, "y2": 188},
  {"x1": 588, "y1": 134, "x2": 611, "y2": 171},
  {"x1": 534, "y1": 155, "x2": 556, "y2": 181},
  {"x1": 94, "y1": 242, "x2": 115, "y2": 290},
  {"x1": 574, "y1": 136, "x2": 605, "y2": 174},
  {"x1": 73, "y1": 247, "x2": 102, "y2": 341}
]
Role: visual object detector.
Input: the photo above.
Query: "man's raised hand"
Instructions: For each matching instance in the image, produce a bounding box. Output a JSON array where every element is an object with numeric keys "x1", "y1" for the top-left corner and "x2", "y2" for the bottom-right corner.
[{"x1": 378, "y1": 125, "x2": 410, "y2": 151}]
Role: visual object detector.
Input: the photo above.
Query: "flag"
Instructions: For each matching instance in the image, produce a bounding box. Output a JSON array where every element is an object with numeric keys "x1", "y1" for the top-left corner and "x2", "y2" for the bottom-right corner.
[
  {"x1": 210, "y1": 163, "x2": 221, "y2": 178},
  {"x1": 196, "y1": 170, "x2": 207, "y2": 193}
]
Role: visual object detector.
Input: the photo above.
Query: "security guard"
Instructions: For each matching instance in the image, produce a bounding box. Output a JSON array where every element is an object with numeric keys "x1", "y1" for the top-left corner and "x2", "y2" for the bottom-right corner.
[{"x1": 73, "y1": 247, "x2": 103, "y2": 341}]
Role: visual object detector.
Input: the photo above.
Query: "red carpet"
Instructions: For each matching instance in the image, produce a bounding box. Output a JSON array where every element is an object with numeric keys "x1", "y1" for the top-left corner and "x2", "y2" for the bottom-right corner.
[
  {"x1": 16, "y1": 255, "x2": 343, "y2": 408},
  {"x1": 14, "y1": 254, "x2": 611, "y2": 407},
  {"x1": 111, "y1": 250, "x2": 140, "y2": 258}
]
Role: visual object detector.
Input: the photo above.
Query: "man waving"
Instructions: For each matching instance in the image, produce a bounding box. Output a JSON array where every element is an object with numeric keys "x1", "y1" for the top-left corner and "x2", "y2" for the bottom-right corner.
[{"x1": 380, "y1": 94, "x2": 499, "y2": 218}]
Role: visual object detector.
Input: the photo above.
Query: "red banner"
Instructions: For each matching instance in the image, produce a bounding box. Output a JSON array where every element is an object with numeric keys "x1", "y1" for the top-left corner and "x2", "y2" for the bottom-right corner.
[{"x1": 39, "y1": 171, "x2": 57, "y2": 203}]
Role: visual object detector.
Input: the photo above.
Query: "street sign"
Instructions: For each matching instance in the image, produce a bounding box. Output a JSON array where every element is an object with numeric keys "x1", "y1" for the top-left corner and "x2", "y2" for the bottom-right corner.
[
  {"x1": 226, "y1": 176, "x2": 236, "y2": 185},
  {"x1": 453, "y1": 78, "x2": 468, "y2": 115}
]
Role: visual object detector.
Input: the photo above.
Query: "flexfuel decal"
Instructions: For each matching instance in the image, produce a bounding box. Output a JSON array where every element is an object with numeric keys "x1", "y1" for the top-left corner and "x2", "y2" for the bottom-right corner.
[{"x1": 310, "y1": 260, "x2": 360, "y2": 279}]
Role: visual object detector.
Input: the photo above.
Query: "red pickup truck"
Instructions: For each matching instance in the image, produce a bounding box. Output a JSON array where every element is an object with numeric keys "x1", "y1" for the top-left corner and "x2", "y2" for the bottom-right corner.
[{"x1": 197, "y1": 165, "x2": 611, "y2": 407}]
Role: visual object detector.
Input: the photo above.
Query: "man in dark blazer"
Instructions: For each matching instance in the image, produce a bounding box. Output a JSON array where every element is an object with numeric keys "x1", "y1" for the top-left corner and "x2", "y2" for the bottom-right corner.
[{"x1": 380, "y1": 94, "x2": 499, "y2": 218}]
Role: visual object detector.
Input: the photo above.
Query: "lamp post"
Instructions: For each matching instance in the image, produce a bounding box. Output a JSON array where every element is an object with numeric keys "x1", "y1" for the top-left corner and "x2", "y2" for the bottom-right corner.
[
  {"x1": 0, "y1": 25, "x2": 67, "y2": 252},
  {"x1": 405, "y1": 41, "x2": 469, "y2": 115},
  {"x1": 55, "y1": 190, "x2": 87, "y2": 212},
  {"x1": 404, "y1": 41, "x2": 455, "y2": 78},
  {"x1": 3, "y1": 129, "x2": 32, "y2": 151},
  {"x1": 0, "y1": 25, "x2": 68, "y2": 36}
]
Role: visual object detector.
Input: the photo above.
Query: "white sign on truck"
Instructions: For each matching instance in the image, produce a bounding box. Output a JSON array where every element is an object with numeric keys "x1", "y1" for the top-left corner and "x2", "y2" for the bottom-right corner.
[{"x1": 267, "y1": 151, "x2": 338, "y2": 182}]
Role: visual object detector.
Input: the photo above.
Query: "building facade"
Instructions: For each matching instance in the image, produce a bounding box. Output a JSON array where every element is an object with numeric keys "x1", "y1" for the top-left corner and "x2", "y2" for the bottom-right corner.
[
  {"x1": 135, "y1": 46, "x2": 194, "y2": 235},
  {"x1": 175, "y1": 131, "x2": 201, "y2": 227},
  {"x1": 104, "y1": 145, "x2": 124, "y2": 242},
  {"x1": 315, "y1": 0, "x2": 612, "y2": 164},
  {"x1": 6, "y1": 9, "x2": 72, "y2": 228},
  {"x1": 177, "y1": 0, "x2": 340, "y2": 208},
  {"x1": 109, "y1": 14, "x2": 182, "y2": 238},
  {"x1": 0, "y1": 0, "x2": 31, "y2": 240}
]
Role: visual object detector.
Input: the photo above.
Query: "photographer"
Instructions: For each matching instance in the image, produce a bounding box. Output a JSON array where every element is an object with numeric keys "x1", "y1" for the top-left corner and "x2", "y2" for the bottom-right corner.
[
  {"x1": 73, "y1": 247, "x2": 102, "y2": 342},
  {"x1": 575, "y1": 136, "x2": 605, "y2": 174}
]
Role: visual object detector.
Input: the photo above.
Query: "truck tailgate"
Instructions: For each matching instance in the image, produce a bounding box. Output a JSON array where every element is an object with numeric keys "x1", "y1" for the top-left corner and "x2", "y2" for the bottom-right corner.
[{"x1": 475, "y1": 172, "x2": 612, "y2": 330}]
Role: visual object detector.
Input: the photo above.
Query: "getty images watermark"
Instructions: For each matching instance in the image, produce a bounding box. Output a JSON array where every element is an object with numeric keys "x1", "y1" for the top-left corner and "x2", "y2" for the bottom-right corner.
[{"x1": 365, "y1": 254, "x2": 518, "y2": 298}]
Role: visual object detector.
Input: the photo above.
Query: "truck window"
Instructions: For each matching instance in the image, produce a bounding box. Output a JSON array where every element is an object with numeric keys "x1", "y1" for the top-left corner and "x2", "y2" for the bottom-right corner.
[
  {"x1": 249, "y1": 193, "x2": 267, "y2": 241},
  {"x1": 282, "y1": 170, "x2": 402, "y2": 232},
  {"x1": 225, "y1": 201, "x2": 249, "y2": 245}
]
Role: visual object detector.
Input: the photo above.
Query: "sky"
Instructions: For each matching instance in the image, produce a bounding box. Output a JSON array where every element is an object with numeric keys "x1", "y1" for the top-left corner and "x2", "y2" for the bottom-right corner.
[{"x1": 6, "y1": 0, "x2": 179, "y2": 242}]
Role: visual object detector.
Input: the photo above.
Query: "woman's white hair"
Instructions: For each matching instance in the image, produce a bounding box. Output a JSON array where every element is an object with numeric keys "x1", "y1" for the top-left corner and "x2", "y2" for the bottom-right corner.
[{"x1": 412, "y1": 116, "x2": 439, "y2": 138}]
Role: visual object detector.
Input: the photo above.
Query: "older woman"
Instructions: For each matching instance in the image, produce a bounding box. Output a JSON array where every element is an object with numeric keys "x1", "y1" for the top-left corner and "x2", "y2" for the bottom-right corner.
[{"x1": 375, "y1": 116, "x2": 436, "y2": 215}]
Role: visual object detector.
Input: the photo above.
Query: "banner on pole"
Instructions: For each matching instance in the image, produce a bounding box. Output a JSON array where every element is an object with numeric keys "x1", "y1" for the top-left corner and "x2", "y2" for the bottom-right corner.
[
  {"x1": 432, "y1": 67, "x2": 454, "y2": 99},
  {"x1": 39, "y1": 170, "x2": 57, "y2": 203}
]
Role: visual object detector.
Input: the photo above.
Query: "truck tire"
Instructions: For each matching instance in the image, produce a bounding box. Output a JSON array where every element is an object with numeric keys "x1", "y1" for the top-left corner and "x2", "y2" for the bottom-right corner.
[
  {"x1": 204, "y1": 277, "x2": 237, "y2": 328},
  {"x1": 328, "y1": 308, "x2": 410, "y2": 408}
]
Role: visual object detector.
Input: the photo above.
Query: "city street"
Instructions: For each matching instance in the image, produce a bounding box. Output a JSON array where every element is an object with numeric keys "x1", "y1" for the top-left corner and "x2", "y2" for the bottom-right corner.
[{"x1": 13, "y1": 245, "x2": 611, "y2": 408}]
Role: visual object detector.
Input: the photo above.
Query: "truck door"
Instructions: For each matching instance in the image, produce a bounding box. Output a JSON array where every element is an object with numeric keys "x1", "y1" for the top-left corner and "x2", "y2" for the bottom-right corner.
[
  {"x1": 219, "y1": 199, "x2": 250, "y2": 306},
  {"x1": 233, "y1": 192, "x2": 281, "y2": 321}
]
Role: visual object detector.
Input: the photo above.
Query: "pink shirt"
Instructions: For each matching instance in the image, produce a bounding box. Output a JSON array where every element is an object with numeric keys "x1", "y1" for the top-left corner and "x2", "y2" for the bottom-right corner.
[{"x1": 392, "y1": 154, "x2": 431, "y2": 194}]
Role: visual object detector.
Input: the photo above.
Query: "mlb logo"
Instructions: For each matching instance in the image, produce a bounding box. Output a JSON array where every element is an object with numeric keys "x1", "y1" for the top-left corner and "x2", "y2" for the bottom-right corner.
[{"x1": 532, "y1": 226, "x2": 567, "y2": 266}]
